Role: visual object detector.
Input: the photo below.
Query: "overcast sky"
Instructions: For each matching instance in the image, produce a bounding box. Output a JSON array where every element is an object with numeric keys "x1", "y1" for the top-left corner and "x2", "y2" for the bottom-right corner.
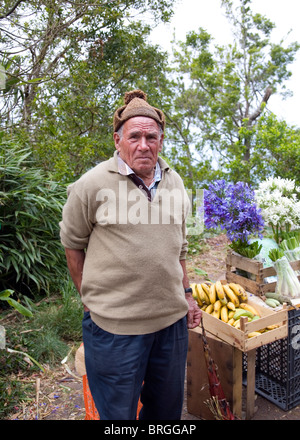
[{"x1": 149, "y1": 0, "x2": 300, "y2": 127}]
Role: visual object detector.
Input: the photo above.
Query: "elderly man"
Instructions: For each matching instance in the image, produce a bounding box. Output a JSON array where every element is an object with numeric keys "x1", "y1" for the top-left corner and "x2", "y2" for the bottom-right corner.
[{"x1": 60, "y1": 90, "x2": 201, "y2": 420}]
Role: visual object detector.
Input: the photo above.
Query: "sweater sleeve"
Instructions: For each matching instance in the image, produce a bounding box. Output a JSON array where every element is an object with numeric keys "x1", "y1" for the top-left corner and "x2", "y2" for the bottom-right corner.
[{"x1": 59, "y1": 183, "x2": 94, "y2": 250}]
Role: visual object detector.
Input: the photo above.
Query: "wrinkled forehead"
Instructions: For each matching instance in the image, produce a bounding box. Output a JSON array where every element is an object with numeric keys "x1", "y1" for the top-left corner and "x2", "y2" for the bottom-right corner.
[{"x1": 123, "y1": 116, "x2": 162, "y2": 134}]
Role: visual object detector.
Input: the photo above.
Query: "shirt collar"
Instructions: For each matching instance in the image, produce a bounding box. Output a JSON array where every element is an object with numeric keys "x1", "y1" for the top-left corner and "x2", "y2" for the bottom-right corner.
[{"x1": 117, "y1": 153, "x2": 162, "y2": 186}]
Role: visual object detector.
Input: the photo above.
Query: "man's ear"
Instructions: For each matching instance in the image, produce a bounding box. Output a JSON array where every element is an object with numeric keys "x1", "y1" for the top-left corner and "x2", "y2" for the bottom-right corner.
[
  {"x1": 159, "y1": 133, "x2": 164, "y2": 152},
  {"x1": 113, "y1": 132, "x2": 121, "y2": 152}
]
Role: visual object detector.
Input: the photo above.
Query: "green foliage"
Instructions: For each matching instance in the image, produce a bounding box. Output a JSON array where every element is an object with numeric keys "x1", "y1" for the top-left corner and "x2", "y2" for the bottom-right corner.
[
  {"x1": 0, "y1": 289, "x2": 33, "y2": 317},
  {"x1": 0, "y1": 0, "x2": 299, "y2": 188},
  {"x1": 254, "y1": 113, "x2": 300, "y2": 185},
  {"x1": 3, "y1": 283, "x2": 82, "y2": 367},
  {"x1": 219, "y1": 112, "x2": 300, "y2": 186},
  {"x1": 0, "y1": 0, "x2": 176, "y2": 126},
  {"x1": 0, "y1": 279, "x2": 83, "y2": 418},
  {"x1": 32, "y1": 281, "x2": 83, "y2": 345},
  {"x1": 230, "y1": 239, "x2": 262, "y2": 258},
  {"x1": 31, "y1": 22, "x2": 172, "y2": 181},
  {"x1": 168, "y1": 0, "x2": 300, "y2": 187},
  {"x1": 269, "y1": 248, "x2": 285, "y2": 262},
  {"x1": 0, "y1": 136, "x2": 67, "y2": 296}
]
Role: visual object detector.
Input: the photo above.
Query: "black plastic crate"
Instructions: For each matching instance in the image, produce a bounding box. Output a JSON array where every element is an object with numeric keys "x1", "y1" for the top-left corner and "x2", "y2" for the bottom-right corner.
[{"x1": 243, "y1": 307, "x2": 300, "y2": 411}]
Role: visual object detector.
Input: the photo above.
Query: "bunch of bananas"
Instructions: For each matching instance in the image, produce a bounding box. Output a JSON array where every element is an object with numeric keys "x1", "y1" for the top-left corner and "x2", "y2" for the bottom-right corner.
[{"x1": 191, "y1": 281, "x2": 279, "y2": 337}]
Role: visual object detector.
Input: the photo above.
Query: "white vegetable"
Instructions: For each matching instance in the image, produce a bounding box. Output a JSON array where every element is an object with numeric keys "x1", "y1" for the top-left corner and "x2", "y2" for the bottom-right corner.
[{"x1": 273, "y1": 256, "x2": 300, "y2": 298}]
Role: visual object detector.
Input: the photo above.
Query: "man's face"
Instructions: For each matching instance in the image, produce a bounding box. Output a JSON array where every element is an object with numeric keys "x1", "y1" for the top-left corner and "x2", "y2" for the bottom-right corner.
[{"x1": 113, "y1": 116, "x2": 164, "y2": 177}]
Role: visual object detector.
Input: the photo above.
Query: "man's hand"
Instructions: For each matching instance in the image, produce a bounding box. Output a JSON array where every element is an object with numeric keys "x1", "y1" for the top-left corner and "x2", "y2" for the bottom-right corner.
[
  {"x1": 179, "y1": 259, "x2": 202, "y2": 328},
  {"x1": 185, "y1": 292, "x2": 202, "y2": 329}
]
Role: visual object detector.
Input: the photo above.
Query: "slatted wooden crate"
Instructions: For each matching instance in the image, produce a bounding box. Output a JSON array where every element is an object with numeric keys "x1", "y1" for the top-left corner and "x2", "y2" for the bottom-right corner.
[
  {"x1": 226, "y1": 250, "x2": 300, "y2": 297},
  {"x1": 191, "y1": 296, "x2": 289, "y2": 419},
  {"x1": 187, "y1": 330, "x2": 237, "y2": 420},
  {"x1": 201, "y1": 296, "x2": 288, "y2": 352}
]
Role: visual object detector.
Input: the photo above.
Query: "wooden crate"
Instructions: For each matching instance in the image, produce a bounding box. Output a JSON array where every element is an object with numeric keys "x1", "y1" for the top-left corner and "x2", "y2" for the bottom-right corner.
[
  {"x1": 201, "y1": 296, "x2": 288, "y2": 352},
  {"x1": 187, "y1": 330, "x2": 239, "y2": 420},
  {"x1": 226, "y1": 250, "x2": 300, "y2": 297},
  {"x1": 187, "y1": 325, "x2": 259, "y2": 419}
]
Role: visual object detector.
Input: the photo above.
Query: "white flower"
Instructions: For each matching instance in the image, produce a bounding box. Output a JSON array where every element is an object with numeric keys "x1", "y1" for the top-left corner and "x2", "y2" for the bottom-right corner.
[{"x1": 255, "y1": 177, "x2": 300, "y2": 229}]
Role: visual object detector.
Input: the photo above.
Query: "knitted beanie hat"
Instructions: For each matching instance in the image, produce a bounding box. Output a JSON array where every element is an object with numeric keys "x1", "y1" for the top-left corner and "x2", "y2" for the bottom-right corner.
[{"x1": 113, "y1": 89, "x2": 165, "y2": 132}]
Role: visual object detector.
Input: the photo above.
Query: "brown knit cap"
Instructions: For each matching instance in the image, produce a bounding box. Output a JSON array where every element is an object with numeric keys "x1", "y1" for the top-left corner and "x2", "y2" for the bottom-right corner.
[{"x1": 113, "y1": 89, "x2": 165, "y2": 132}]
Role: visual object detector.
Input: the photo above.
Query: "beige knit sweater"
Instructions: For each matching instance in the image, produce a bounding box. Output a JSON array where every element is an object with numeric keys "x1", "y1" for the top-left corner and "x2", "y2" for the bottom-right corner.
[{"x1": 60, "y1": 152, "x2": 190, "y2": 335}]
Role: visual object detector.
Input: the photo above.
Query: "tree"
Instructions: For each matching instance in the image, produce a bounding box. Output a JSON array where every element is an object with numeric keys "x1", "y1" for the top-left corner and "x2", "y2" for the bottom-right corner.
[
  {"x1": 31, "y1": 22, "x2": 173, "y2": 181},
  {"x1": 167, "y1": 0, "x2": 299, "y2": 185},
  {"x1": 253, "y1": 113, "x2": 300, "y2": 185},
  {"x1": 0, "y1": 0, "x2": 175, "y2": 132}
]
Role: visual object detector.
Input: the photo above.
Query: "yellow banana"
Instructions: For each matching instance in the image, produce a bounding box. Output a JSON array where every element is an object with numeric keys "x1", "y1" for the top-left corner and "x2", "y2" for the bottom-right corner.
[
  {"x1": 229, "y1": 283, "x2": 248, "y2": 301},
  {"x1": 228, "y1": 282, "x2": 244, "y2": 296},
  {"x1": 221, "y1": 306, "x2": 229, "y2": 323},
  {"x1": 223, "y1": 284, "x2": 239, "y2": 307},
  {"x1": 215, "y1": 281, "x2": 227, "y2": 305},
  {"x1": 228, "y1": 318, "x2": 235, "y2": 326},
  {"x1": 266, "y1": 324, "x2": 279, "y2": 330},
  {"x1": 215, "y1": 281, "x2": 225, "y2": 300},
  {"x1": 201, "y1": 283, "x2": 210, "y2": 295},
  {"x1": 208, "y1": 283, "x2": 217, "y2": 304},
  {"x1": 201, "y1": 305, "x2": 208, "y2": 311},
  {"x1": 205, "y1": 304, "x2": 214, "y2": 314},
  {"x1": 240, "y1": 292, "x2": 248, "y2": 302},
  {"x1": 197, "y1": 298, "x2": 204, "y2": 307},
  {"x1": 239, "y1": 303, "x2": 260, "y2": 317},
  {"x1": 214, "y1": 300, "x2": 222, "y2": 312},
  {"x1": 191, "y1": 283, "x2": 197, "y2": 299},
  {"x1": 238, "y1": 284, "x2": 248, "y2": 300},
  {"x1": 233, "y1": 319, "x2": 240, "y2": 329},
  {"x1": 227, "y1": 301, "x2": 236, "y2": 311},
  {"x1": 191, "y1": 283, "x2": 202, "y2": 306},
  {"x1": 228, "y1": 310, "x2": 235, "y2": 319},
  {"x1": 195, "y1": 296, "x2": 203, "y2": 307},
  {"x1": 259, "y1": 326, "x2": 279, "y2": 333},
  {"x1": 248, "y1": 331, "x2": 262, "y2": 338},
  {"x1": 196, "y1": 284, "x2": 210, "y2": 305},
  {"x1": 195, "y1": 284, "x2": 202, "y2": 305},
  {"x1": 212, "y1": 309, "x2": 220, "y2": 319}
]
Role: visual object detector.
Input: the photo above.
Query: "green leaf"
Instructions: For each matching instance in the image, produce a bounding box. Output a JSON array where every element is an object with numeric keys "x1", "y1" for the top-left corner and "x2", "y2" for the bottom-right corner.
[
  {"x1": 6, "y1": 298, "x2": 33, "y2": 317},
  {"x1": 194, "y1": 268, "x2": 208, "y2": 277},
  {"x1": 0, "y1": 289, "x2": 14, "y2": 299},
  {"x1": 6, "y1": 348, "x2": 44, "y2": 372}
]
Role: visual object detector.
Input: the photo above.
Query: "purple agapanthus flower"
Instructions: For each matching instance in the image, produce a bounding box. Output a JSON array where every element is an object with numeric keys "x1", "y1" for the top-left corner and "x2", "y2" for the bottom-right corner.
[{"x1": 203, "y1": 180, "x2": 264, "y2": 243}]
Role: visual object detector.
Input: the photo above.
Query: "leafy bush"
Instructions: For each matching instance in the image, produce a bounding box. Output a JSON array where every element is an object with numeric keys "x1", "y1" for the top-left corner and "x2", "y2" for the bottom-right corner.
[
  {"x1": 0, "y1": 279, "x2": 83, "y2": 418},
  {"x1": 29, "y1": 279, "x2": 83, "y2": 347},
  {"x1": 0, "y1": 135, "x2": 67, "y2": 297}
]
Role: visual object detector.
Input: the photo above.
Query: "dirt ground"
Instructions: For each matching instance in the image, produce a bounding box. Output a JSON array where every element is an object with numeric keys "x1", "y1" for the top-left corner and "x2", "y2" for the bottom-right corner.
[{"x1": 7, "y1": 234, "x2": 300, "y2": 421}]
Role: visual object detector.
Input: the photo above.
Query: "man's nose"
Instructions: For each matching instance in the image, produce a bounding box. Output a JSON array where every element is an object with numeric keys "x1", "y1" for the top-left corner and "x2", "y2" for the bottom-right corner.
[{"x1": 138, "y1": 136, "x2": 149, "y2": 150}]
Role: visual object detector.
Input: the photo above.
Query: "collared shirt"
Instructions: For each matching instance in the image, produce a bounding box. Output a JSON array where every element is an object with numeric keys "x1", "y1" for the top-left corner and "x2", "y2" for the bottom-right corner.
[{"x1": 117, "y1": 153, "x2": 162, "y2": 201}]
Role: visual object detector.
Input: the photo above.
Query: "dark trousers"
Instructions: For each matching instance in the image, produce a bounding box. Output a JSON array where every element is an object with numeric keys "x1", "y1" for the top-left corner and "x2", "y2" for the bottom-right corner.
[{"x1": 82, "y1": 312, "x2": 188, "y2": 420}]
